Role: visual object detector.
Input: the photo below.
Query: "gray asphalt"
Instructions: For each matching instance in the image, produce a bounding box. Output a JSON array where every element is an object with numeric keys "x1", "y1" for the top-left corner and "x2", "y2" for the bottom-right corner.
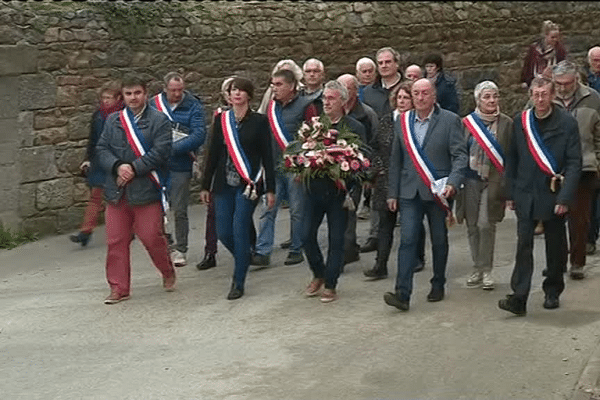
[{"x1": 1, "y1": 202, "x2": 600, "y2": 400}]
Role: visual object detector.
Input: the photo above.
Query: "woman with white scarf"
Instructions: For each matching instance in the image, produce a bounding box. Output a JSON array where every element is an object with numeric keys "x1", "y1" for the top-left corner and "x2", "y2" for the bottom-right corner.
[{"x1": 456, "y1": 81, "x2": 513, "y2": 290}]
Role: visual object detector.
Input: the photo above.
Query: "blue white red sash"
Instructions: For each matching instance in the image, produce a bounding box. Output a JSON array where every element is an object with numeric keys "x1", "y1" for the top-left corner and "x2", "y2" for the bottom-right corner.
[
  {"x1": 152, "y1": 93, "x2": 196, "y2": 162},
  {"x1": 221, "y1": 110, "x2": 263, "y2": 200},
  {"x1": 463, "y1": 112, "x2": 505, "y2": 174},
  {"x1": 267, "y1": 100, "x2": 292, "y2": 151},
  {"x1": 400, "y1": 110, "x2": 452, "y2": 215},
  {"x1": 119, "y1": 108, "x2": 169, "y2": 214},
  {"x1": 521, "y1": 109, "x2": 563, "y2": 191}
]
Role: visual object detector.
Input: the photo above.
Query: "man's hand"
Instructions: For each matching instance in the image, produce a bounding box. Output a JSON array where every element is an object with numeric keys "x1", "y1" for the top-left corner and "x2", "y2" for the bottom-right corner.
[
  {"x1": 117, "y1": 164, "x2": 135, "y2": 187},
  {"x1": 266, "y1": 192, "x2": 276, "y2": 209},
  {"x1": 387, "y1": 198, "x2": 397, "y2": 213},
  {"x1": 506, "y1": 200, "x2": 516, "y2": 210},
  {"x1": 441, "y1": 184, "x2": 456, "y2": 199},
  {"x1": 555, "y1": 204, "x2": 568, "y2": 216},
  {"x1": 199, "y1": 190, "x2": 211, "y2": 204}
]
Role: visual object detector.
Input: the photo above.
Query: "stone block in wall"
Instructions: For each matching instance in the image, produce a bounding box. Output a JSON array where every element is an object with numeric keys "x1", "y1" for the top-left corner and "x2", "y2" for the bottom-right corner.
[
  {"x1": 73, "y1": 181, "x2": 89, "y2": 203},
  {"x1": 34, "y1": 109, "x2": 68, "y2": 130},
  {"x1": 18, "y1": 182, "x2": 37, "y2": 217},
  {"x1": 36, "y1": 178, "x2": 74, "y2": 210},
  {"x1": 57, "y1": 75, "x2": 82, "y2": 86},
  {"x1": 0, "y1": 165, "x2": 19, "y2": 190},
  {"x1": 0, "y1": 44, "x2": 38, "y2": 75},
  {"x1": 38, "y1": 50, "x2": 68, "y2": 71},
  {"x1": 33, "y1": 126, "x2": 68, "y2": 146},
  {"x1": 0, "y1": 187, "x2": 18, "y2": 211},
  {"x1": 0, "y1": 25, "x2": 23, "y2": 45},
  {"x1": 56, "y1": 144, "x2": 85, "y2": 174},
  {"x1": 19, "y1": 73, "x2": 57, "y2": 111},
  {"x1": 58, "y1": 206, "x2": 85, "y2": 233},
  {"x1": 19, "y1": 111, "x2": 34, "y2": 147},
  {"x1": 0, "y1": 76, "x2": 19, "y2": 119},
  {"x1": 67, "y1": 113, "x2": 91, "y2": 141},
  {"x1": 56, "y1": 86, "x2": 80, "y2": 107},
  {"x1": 21, "y1": 213, "x2": 58, "y2": 237},
  {"x1": 44, "y1": 27, "x2": 60, "y2": 43},
  {"x1": 108, "y1": 42, "x2": 133, "y2": 67},
  {"x1": 0, "y1": 118, "x2": 19, "y2": 145},
  {"x1": 0, "y1": 210, "x2": 21, "y2": 232},
  {"x1": 67, "y1": 50, "x2": 93, "y2": 69},
  {"x1": 0, "y1": 142, "x2": 17, "y2": 166},
  {"x1": 19, "y1": 146, "x2": 58, "y2": 183}
]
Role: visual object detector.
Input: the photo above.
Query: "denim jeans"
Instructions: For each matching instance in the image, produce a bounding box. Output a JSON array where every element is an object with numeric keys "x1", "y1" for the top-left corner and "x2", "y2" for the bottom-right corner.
[
  {"x1": 256, "y1": 171, "x2": 306, "y2": 255},
  {"x1": 214, "y1": 184, "x2": 256, "y2": 289},
  {"x1": 395, "y1": 195, "x2": 449, "y2": 300},
  {"x1": 303, "y1": 179, "x2": 348, "y2": 290},
  {"x1": 167, "y1": 171, "x2": 192, "y2": 253}
]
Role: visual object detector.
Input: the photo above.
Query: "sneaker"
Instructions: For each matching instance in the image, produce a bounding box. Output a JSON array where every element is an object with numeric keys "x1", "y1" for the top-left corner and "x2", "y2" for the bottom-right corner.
[
  {"x1": 70, "y1": 232, "x2": 91, "y2": 247},
  {"x1": 569, "y1": 264, "x2": 585, "y2": 280},
  {"x1": 284, "y1": 252, "x2": 304, "y2": 266},
  {"x1": 250, "y1": 253, "x2": 270, "y2": 266},
  {"x1": 320, "y1": 289, "x2": 338, "y2": 303},
  {"x1": 104, "y1": 292, "x2": 130, "y2": 304},
  {"x1": 466, "y1": 271, "x2": 483, "y2": 286},
  {"x1": 305, "y1": 278, "x2": 324, "y2": 297},
  {"x1": 163, "y1": 275, "x2": 176, "y2": 292},
  {"x1": 482, "y1": 272, "x2": 495, "y2": 290},
  {"x1": 171, "y1": 250, "x2": 187, "y2": 267}
]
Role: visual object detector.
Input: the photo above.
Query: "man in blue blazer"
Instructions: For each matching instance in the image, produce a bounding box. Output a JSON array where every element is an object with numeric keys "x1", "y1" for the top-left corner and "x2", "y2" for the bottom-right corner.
[{"x1": 384, "y1": 78, "x2": 467, "y2": 311}]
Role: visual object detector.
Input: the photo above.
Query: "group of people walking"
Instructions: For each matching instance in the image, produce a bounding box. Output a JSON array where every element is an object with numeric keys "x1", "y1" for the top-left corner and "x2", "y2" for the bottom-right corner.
[{"x1": 71, "y1": 19, "x2": 600, "y2": 316}]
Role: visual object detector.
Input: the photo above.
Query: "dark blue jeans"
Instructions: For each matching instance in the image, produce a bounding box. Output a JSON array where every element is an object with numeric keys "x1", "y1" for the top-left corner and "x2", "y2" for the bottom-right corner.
[
  {"x1": 395, "y1": 195, "x2": 449, "y2": 300},
  {"x1": 303, "y1": 179, "x2": 348, "y2": 290},
  {"x1": 214, "y1": 184, "x2": 256, "y2": 290}
]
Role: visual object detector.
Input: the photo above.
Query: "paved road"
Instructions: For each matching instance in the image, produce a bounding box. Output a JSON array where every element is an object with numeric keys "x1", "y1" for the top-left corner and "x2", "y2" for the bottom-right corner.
[{"x1": 1, "y1": 203, "x2": 600, "y2": 400}]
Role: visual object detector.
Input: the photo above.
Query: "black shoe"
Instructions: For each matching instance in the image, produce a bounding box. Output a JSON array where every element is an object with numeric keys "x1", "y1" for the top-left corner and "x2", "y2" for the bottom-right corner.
[
  {"x1": 414, "y1": 260, "x2": 424, "y2": 272},
  {"x1": 344, "y1": 251, "x2": 360, "y2": 265},
  {"x1": 227, "y1": 284, "x2": 244, "y2": 300},
  {"x1": 383, "y1": 292, "x2": 409, "y2": 311},
  {"x1": 427, "y1": 287, "x2": 445, "y2": 302},
  {"x1": 196, "y1": 253, "x2": 216, "y2": 271},
  {"x1": 363, "y1": 266, "x2": 388, "y2": 280},
  {"x1": 284, "y1": 252, "x2": 304, "y2": 266},
  {"x1": 69, "y1": 232, "x2": 91, "y2": 247},
  {"x1": 498, "y1": 294, "x2": 527, "y2": 316},
  {"x1": 280, "y1": 239, "x2": 292, "y2": 249},
  {"x1": 543, "y1": 294, "x2": 560, "y2": 309},
  {"x1": 250, "y1": 253, "x2": 270, "y2": 266},
  {"x1": 359, "y1": 238, "x2": 378, "y2": 253}
]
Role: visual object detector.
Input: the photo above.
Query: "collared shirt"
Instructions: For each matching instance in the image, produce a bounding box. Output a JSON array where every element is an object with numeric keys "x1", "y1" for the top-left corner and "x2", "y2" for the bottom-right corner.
[
  {"x1": 381, "y1": 73, "x2": 401, "y2": 90},
  {"x1": 414, "y1": 107, "x2": 434, "y2": 146},
  {"x1": 134, "y1": 104, "x2": 147, "y2": 123}
]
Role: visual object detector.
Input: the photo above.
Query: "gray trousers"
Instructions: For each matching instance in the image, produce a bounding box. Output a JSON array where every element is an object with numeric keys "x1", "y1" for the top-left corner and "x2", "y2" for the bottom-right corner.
[
  {"x1": 167, "y1": 171, "x2": 192, "y2": 253},
  {"x1": 464, "y1": 178, "x2": 496, "y2": 273}
]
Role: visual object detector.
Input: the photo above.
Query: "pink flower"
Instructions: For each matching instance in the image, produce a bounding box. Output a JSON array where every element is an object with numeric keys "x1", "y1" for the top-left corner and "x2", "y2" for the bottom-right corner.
[
  {"x1": 302, "y1": 140, "x2": 316, "y2": 150},
  {"x1": 350, "y1": 160, "x2": 360, "y2": 171},
  {"x1": 297, "y1": 155, "x2": 306, "y2": 165},
  {"x1": 340, "y1": 161, "x2": 350, "y2": 171},
  {"x1": 284, "y1": 157, "x2": 293, "y2": 168},
  {"x1": 323, "y1": 138, "x2": 334, "y2": 146},
  {"x1": 362, "y1": 158, "x2": 371, "y2": 168}
]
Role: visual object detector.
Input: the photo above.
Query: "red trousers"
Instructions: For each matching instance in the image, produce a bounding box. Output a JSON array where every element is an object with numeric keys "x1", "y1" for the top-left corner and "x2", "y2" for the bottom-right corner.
[
  {"x1": 105, "y1": 197, "x2": 174, "y2": 296},
  {"x1": 80, "y1": 187, "x2": 105, "y2": 234}
]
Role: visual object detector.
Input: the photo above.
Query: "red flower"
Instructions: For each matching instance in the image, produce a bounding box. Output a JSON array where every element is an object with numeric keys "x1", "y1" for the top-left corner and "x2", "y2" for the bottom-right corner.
[
  {"x1": 362, "y1": 158, "x2": 371, "y2": 168},
  {"x1": 334, "y1": 179, "x2": 346, "y2": 191},
  {"x1": 350, "y1": 160, "x2": 360, "y2": 171},
  {"x1": 285, "y1": 158, "x2": 293, "y2": 168}
]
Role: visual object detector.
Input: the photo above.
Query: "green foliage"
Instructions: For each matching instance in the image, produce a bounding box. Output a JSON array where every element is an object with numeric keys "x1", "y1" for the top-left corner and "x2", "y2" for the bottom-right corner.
[
  {"x1": 0, "y1": 225, "x2": 38, "y2": 250},
  {"x1": 92, "y1": 2, "x2": 169, "y2": 43}
]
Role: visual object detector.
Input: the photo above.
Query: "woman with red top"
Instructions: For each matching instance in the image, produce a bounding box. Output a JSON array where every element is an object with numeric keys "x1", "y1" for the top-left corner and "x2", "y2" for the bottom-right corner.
[{"x1": 520, "y1": 20, "x2": 567, "y2": 89}]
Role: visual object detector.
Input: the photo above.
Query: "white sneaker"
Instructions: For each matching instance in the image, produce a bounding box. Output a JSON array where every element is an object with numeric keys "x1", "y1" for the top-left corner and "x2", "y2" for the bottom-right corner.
[
  {"x1": 466, "y1": 271, "x2": 483, "y2": 286},
  {"x1": 482, "y1": 272, "x2": 495, "y2": 290},
  {"x1": 171, "y1": 250, "x2": 187, "y2": 267}
]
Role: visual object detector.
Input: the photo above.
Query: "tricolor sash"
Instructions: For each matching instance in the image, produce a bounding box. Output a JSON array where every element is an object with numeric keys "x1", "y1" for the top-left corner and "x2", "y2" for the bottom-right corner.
[
  {"x1": 521, "y1": 109, "x2": 563, "y2": 191},
  {"x1": 152, "y1": 93, "x2": 196, "y2": 161},
  {"x1": 463, "y1": 112, "x2": 505, "y2": 175},
  {"x1": 267, "y1": 100, "x2": 293, "y2": 151},
  {"x1": 400, "y1": 110, "x2": 452, "y2": 216},
  {"x1": 119, "y1": 108, "x2": 169, "y2": 214},
  {"x1": 221, "y1": 110, "x2": 263, "y2": 200}
]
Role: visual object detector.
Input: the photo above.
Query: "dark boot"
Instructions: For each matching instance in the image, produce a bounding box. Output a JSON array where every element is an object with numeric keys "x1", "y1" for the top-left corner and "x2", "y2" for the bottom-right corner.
[
  {"x1": 363, "y1": 261, "x2": 388, "y2": 280},
  {"x1": 69, "y1": 232, "x2": 91, "y2": 247}
]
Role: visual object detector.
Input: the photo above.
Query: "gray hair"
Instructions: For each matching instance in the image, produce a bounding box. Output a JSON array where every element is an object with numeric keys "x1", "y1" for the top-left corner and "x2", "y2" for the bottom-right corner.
[
  {"x1": 303, "y1": 58, "x2": 324, "y2": 72},
  {"x1": 272, "y1": 59, "x2": 303, "y2": 82},
  {"x1": 324, "y1": 80, "x2": 349, "y2": 103},
  {"x1": 337, "y1": 74, "x2": 359, "y2": 91},
  {"x1": 376, "y1": 47, "x2": 400, "y2": 64},
  {"x1": 356, "y1": 57, "x2": 376, "y2": 70},
  {"x1": 164, "y1": 71, "x2": 184, "y2": 86},
  {"x1": 473, "y1": 81, "x2": 499, "y2": 103},
  {"x1": 552, "y1": 60, "x2": 579, "y2": 79}
]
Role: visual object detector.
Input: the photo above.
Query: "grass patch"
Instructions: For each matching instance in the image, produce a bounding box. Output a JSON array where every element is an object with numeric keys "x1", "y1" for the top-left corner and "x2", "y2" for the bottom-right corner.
[{"x1": 0, "y1": 225, "x2": 38, "y2": 250}]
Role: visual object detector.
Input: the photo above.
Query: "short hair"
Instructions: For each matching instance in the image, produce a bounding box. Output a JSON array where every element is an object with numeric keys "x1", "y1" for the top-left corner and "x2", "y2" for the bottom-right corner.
[
  {"x1": 423, "y1": 53, "x2": 443, "y2": 70},
  {"x1": 163, "y1": 71, "x2": 184, "y2": 86},
  {"x1": 324, "y1": 80, "x2": 349, "y2": 103},
  {"x1": 272, "y1": 59, "x2": 303, "y2": 82},
  {"x1": 530, "y1": 76, "x2": 555, "y2": 93},
  {"x1": 220, "y1": 76, "x2": 236, "y2": 103},
  {"x1": 230, "y1": 77, "x2": 254, "y2": 100},
  {"x1": 376, "y1": 47, "x2": 400, "y2": 64},
  {"x1": 122, "y1": 74, "x2": 147, "y2": 91},
  {"x1": 389, "y1": 80, "x2": 414, "y2": 109},
  {"x1": 272, "y1": 69, "x2": 298, "y2": 87},
  {"x1": 473, "y1": 80, "x2": 499, "y2": 103},
  {"x1": 588, "y1": 46, "x2": 600, "y2": 62},
  {"x1": 405, "y1": 64, "x2": 424, "y2": 79},
  {"x1": 542, "y1": 20, "x2": 560, "y2": 36},
  {"x1": 303, "y1": 58, "x2": 324, "y2": 72},
  {"x1": 356, "y1": 57, "x2": 376, "y2": 70},
  {"x1": 99, "y1": 80, "x2": 122, "y2": 97},
  {"x1": 552, "y1": 60, "x2": 579, "y2": 78},
  {"x1": 337, "y1": 74, "x2": 359, "y2": 92}
]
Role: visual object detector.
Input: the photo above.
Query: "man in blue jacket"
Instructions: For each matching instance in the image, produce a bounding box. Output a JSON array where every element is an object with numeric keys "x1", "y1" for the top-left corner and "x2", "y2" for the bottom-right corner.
[{"x1": 151, "y1": 72, "x2": 206, "y2": 267}]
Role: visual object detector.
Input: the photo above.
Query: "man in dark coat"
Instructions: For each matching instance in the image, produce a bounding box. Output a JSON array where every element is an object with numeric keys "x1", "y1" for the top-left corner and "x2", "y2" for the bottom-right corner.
[{"x1": 499, "y1": 76, "x2": 581, "y2": 316}]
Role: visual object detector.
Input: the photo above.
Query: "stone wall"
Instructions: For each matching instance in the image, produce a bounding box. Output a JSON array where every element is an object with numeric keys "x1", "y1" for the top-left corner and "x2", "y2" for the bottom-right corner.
[{"x1": 1, "y1": 1, "x2": 600, "y2": 236}]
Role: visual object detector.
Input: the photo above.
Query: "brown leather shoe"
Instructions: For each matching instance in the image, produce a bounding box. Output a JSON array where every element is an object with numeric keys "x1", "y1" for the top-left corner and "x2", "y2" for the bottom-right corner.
[
  {"x1": 104, "y1": 292, "x2": 130, "y2": 305},
  {"x1": 305, "y1": 278, "x2": 324, "y2": 297}
]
